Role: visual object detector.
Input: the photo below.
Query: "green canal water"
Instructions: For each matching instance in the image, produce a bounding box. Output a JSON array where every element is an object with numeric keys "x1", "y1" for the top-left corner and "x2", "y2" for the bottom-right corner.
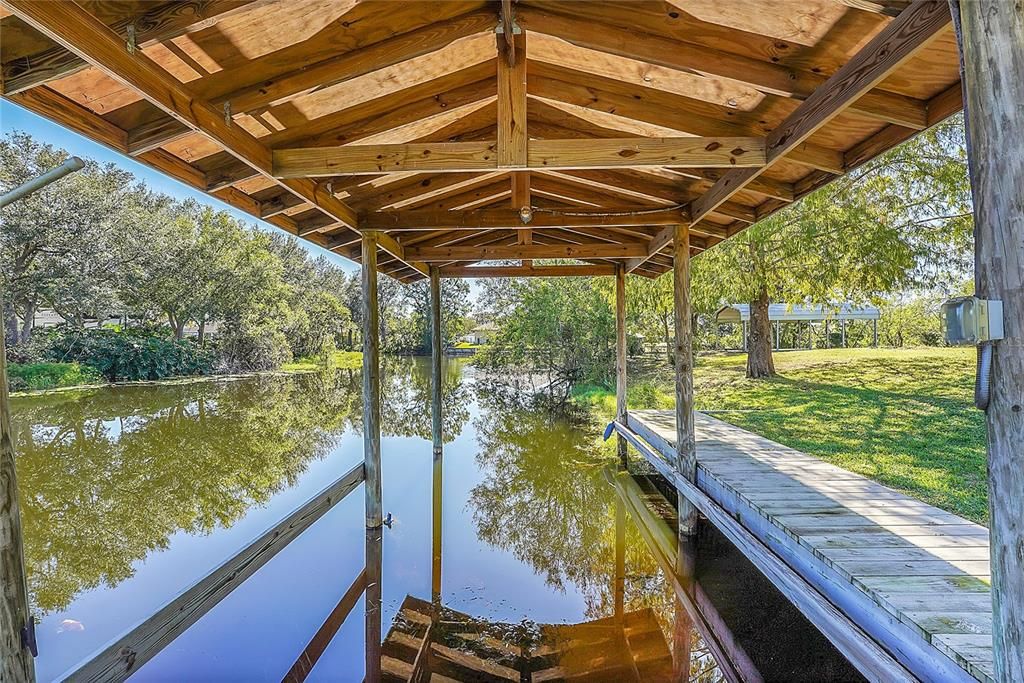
[{"x1": 11, "y1": 357, "x2": 863, "y2": 681}]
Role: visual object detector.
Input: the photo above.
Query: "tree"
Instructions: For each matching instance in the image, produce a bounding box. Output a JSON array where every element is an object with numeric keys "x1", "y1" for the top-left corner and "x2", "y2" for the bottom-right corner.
[
  {"x1": 692, "y1": 118, "x2": 973, "y2": 378},
  {"x1": 0, "y1": 132, "x2": 159, "y2": 343},
  {"x1": 477, "y1": 276, "x2": 616, "y2": 398}
]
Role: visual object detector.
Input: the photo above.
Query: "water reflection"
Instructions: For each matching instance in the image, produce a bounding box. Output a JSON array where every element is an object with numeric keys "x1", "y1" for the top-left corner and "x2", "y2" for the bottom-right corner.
[{"x1": 12, "y1": 358, "x2": 862, "y2": 681}]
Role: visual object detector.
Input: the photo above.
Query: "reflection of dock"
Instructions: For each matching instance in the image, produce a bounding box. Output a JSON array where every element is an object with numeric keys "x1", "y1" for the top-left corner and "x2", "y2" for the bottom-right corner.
[
  {"x1": 619, "y1": 410, "x2": 992, "y2": 683},
  {"x1": 606, "y1": 468, "x2": 762, "y2": 683},
  {"x1": 381, "y1": 595, "x2": 673, "y2": 682}
]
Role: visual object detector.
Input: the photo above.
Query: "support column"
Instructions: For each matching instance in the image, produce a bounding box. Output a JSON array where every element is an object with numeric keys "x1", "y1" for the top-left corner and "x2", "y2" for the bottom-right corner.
[
  {"x1": 953, "y1": 2, "x2": 1024, "y2": 679},
  {"x1": 614, "y1": 496, "x2": 625, "y2": 623},
  {"x1": 615, "y1": 263, "x2": 628, "y2": 468},
  {"x1": 1, "y1": 323, "x2": 35, "y2": 682},
  {"x1": 873, "y1": 319, "x2": 878, "y2": 347},
  {"x1": 824, "y1": 319, "x2": 830, "y2": 348},
  {"x1": 841, "y1": 319, "x2": 847, "y2": 348},
  {"x1": 741, "y1": 321, "x2": 747, "y2": 351},
  {"x1": 361, "y1": 232, "x2": 382, "y2": 682},
  {"x1": 429, "y1": 267, "x2": 444, "y2": 607},
  {"x1": 430, "y1": 267, "x2": 443, "y2": 457},
  {"x1": 775, "y1": 320, "x2": 781, "y2": 350},
  {"x1": 673, "y1": 224, "x2": 698, "y2": 535}
]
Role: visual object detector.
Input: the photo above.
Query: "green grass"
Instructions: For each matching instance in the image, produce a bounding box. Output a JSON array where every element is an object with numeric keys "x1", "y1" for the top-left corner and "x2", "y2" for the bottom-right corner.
[
  {"x1": 281, "y1": 350, "x2": 362, "y2": 372},
  {"x1": 577, "y1": 348, "x2": 988, "y2": 525},
  {"x1": 7, "y1": 362, "x2": 103, "y2": 392}
]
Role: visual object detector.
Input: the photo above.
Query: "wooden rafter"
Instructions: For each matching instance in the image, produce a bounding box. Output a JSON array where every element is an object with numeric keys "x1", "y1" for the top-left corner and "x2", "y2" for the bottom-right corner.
[
  {"x1": 362, "y1": 206, "x2": 687, "y2": 231},
  {"x1": 516, "y1": 4, "x2": 929, "y2": 129},
  {"x1": 1, "y1": 0, "x2": 266, "y2": 94},
  {"x1": 272, "y1": 136, "x2": 766, "y2": 177},
  {"x1": 690, "y1": 0, "x2": 951, "y2": 225}
]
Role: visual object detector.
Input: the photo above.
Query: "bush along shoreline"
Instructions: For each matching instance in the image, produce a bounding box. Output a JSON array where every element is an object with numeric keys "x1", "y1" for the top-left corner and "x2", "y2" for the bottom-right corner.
[{"x1": 5, "y1": 325, "x2": 362, "y2": 394}]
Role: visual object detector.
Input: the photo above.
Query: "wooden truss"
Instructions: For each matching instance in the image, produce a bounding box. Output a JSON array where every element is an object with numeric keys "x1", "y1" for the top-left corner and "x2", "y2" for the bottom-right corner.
[{"x1": 1, "y1": 0, "x2": 960, "y2": 282}]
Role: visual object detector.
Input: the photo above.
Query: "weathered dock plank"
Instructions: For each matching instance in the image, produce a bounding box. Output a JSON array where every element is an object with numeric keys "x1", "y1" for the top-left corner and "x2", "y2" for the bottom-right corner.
[{"x1": 629, "y1": 409, "x2": 993, "y2": 683}]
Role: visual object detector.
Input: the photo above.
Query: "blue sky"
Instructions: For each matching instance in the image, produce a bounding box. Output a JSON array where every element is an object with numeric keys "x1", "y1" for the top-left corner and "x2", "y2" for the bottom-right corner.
[{"x1": 0, "y1": 98, "x2": 359, "y2": 277}]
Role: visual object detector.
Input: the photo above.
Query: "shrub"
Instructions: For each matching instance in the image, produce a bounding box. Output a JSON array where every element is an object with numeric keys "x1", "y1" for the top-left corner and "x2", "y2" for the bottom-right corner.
[
  {"x1": 7, "y1": 362, "x2": 102, "y2": 392},
  {"x1": 39, "y1": 326, "x2": 216, "y2": 382}
]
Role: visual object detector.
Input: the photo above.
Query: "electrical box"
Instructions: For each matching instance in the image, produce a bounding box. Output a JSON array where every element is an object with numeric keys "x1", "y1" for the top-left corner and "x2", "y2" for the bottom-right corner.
[{"x1": 941, "y1": 296, "x2": 1004, "y2": 345}]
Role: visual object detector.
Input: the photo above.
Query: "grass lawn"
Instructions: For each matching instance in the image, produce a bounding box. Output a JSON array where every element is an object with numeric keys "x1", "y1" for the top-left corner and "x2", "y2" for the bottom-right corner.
[
  {"x1": 281, "y1": 350, "x2": 362, "y2": 372},
  {"x1": 575, "y1": 347, "x2": 988, "y2": 525}
]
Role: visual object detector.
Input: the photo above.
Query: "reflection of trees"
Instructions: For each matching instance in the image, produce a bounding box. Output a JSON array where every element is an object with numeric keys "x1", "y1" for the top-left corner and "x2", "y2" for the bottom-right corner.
[
  {"x1": 468, "y1": 383, "x2": 671, "y2": 621},
  {"x1": 376, "y1": 356, "x2": 470, "y2": 442},
  {"x1": 11, "y1": 370, "x2": 361, "y2": 614}
]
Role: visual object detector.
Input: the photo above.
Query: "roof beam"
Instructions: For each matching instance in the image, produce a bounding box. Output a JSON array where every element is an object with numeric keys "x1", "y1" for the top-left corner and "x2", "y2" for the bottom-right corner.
[
  {"x1": 362, "y1": 207, "x2": 688, "y2": 231},
  {"x1": 690, "y1": 0, "x2": 950, "y2": 225},
  {"x1": 273, "y1": 137, "x2": 766, "y2": 177},
  {"x1": 406, "y1": 242, "x2": 649, "y2": 262},
  {"x1": 440, "y1": 264, "x2": 616, "y2": 277},
  {"x1": 496, "y1": 29, "x2": 527, "y2": 167},
  {"x1": 3, "y1": 0, "x2": 361, "y2": 233},
  {"x1": 1, "y1": 0, "x2": 265, "y2": 94},
  {"x1": 517, "y1": 5, "x2": 929, "y2": 130},
  {"x1": 195, "y1": 8, "x2": 496, "y2": 114}
]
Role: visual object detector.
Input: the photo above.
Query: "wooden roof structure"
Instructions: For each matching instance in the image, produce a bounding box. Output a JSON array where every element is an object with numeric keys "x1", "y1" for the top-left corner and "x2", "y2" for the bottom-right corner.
[{"x1": 0, "y1": 0, "x2": 961, "y2": 283}]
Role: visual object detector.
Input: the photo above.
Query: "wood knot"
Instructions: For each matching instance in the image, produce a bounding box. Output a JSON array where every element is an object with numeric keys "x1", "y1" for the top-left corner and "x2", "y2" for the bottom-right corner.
[
  {"x1": 618, "y1": 148, "x2": 640, "y2": 158},
  {"x1": 705, "y1": 142, "x2": 722, "y2": 152},
  {"x1": 731, "y1": 148, "x2": 746, "y2": 156}
]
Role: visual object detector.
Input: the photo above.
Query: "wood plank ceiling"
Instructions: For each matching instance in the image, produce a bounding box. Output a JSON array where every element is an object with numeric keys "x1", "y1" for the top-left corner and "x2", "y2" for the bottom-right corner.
[{"x1": 0, "y1": 0, "x2": 963, "y2": 282}]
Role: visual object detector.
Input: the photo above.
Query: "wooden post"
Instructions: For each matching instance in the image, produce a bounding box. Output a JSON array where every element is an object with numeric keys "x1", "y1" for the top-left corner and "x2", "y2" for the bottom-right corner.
[
  {"x1": 615, "y1": 263, "x2": 628, "y2": 468},
  {"x1": 673, "y1": 224, "x2": 698, "y2": 535},
  {"x1": 953, "y1": 2, "x2": 1024, "y2": 679},
  {"x1": 614, "y1": 496, "x2": 625, "y2": 622},
  {"x1": 1, "y1": 326, "x2": 35, "y2": 682},
  {"x1": 361, "y1": 232, "x2": 383, "y2": 681},
  {"x1": 365, "y1": 526, "x2": 382, "y2": 682},
  {"x1": 362, "y1": 232, "x2": 382, "y2": 529},
  {"x1": 674, "y1": 532, "x2": 696, "y2": 682},
  {"x1": 430, "y1": 267, "x2": 443, "y2": 457},
  {"x1": 430, "y1": 267, "x2": 443, "y2": 606}
]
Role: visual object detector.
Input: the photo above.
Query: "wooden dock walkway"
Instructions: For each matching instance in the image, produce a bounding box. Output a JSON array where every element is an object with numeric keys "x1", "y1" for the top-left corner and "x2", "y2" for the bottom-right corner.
[{"x1": 627, "y1": 410, "x2": 993, "y2": 683}]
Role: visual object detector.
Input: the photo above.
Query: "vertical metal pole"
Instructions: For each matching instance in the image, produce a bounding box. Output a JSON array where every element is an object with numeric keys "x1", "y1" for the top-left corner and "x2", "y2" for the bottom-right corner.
[
  {"x1": 361, "y1": 232, "x2": 382, "y2": 682},
  {"x1": 825, "y1": 319, "x2": 830, "y2": 348},
  {"x1": 673, "y1": 224, "x2": 698, "y2": 535},
  {"x1": 775, "y1": 320, "x2": 781, "y2": 350},
  {"x1": 1, "y1": 320, "x2": 35, "y2": 682},
  {"x1": 873, "y1": 318, "x2": 878, "y2": 347},
  {"x1": 841, "y1": 319, "x2": 847, "y2": 348},
  {"x1": 430, "y1": 267, "x2": 443, "y2": 457},
  {"x1": 741, "y1": 321, "x2": 747, "y2": 351},
  {"x1": 615, "y1": 263, "x2": 628, "y2": 468}
]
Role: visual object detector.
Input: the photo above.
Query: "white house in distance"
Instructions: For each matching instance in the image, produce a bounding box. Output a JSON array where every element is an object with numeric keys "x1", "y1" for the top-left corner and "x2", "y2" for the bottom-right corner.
[{"x1": 715, "y1": 303, "x2": 881, "y2": 350}]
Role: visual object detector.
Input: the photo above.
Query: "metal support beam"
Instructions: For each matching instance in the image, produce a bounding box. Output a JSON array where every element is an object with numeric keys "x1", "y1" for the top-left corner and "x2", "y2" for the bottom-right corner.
[{"x1": 673, "y1": 224, "x2": 698, "y2": 534}]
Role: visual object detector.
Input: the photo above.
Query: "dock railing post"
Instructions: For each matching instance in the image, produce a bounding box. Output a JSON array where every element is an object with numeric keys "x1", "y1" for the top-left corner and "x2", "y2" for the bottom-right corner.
[
  {"x1": 1, "y1": 319, "x2": 35, "y2": 683},
  {"x1": 361, "y1": 231, "x2": 383, "y2": 681},
  {"x1": 615, "y1": 263, "x2": 628, "y2": 468},
  {"x1": 952, "y1": 1, "x2": 1024, "y2": 678},
  {"x1": 673, "y1": 224, "x2": 698, "y2": 535}
]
